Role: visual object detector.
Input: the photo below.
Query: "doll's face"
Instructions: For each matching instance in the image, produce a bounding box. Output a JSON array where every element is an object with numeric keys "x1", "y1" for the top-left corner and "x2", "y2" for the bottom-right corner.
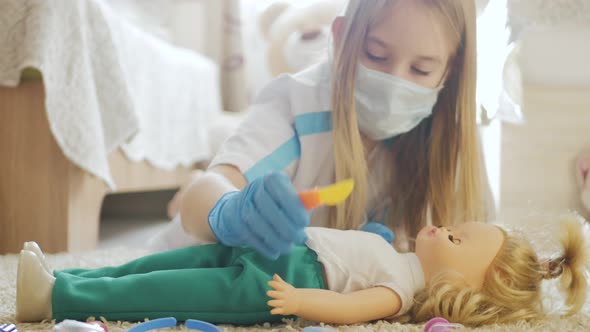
[{"x1": 415, "y1": 222, "x2": 504, "y2": 289}]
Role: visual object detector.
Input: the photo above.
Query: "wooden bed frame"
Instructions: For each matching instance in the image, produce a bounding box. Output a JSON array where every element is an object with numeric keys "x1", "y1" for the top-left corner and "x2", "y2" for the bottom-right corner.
[{"x1": 0, "y1": 80, "x2": 195, "y2": 254}]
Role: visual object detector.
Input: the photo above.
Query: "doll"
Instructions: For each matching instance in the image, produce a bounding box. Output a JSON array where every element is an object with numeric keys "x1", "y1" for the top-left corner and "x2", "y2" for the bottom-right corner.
[{"x1": 17, "y1": 217, "x2": 588, "y2": 327}]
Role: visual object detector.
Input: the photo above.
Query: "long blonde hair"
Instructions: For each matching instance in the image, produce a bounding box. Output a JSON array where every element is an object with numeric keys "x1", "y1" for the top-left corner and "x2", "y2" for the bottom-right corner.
[
  {"x1": 330, "y1": 0, "x2": 484, "y2": 240},
  {"x1": 411, "y1": 215, "x2": 589, "y2": 326}
]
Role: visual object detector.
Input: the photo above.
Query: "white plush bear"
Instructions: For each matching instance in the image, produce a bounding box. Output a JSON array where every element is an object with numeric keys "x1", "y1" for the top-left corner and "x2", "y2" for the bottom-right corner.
[
  {"x1": 258, "y1": 0, "x2": 490, "y2": 77},
  {"x1": 259, "y1": 0, "x2": 346, "y2": 77}
]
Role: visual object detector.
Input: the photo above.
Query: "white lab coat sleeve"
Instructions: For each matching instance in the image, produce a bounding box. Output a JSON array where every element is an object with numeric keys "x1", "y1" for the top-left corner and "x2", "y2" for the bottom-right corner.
[{"x1": 209, "y1": 77, "x2": 300, "y2": 182}]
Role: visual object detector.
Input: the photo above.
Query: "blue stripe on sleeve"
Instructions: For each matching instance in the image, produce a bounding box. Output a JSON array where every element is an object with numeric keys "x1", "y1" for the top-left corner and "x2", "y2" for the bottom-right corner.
[
  {"x1": 244, "y1": 135, "x2": 302, "y2": 182},
  {"x1": 243, "y1": 112, "x2": 333, "y2": 182},
  {"x1": 294, "y1": 111, "x2": 332, "y2": 136}
]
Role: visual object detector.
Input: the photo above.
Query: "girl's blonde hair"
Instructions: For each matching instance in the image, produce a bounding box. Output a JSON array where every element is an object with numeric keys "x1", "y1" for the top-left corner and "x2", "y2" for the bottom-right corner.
[
  {"x1": 411, "y1": 215, "x2": 589, "y2": 326},
  {"x1": 330, "y1": 0, "x2": 485, "y2": 240}
]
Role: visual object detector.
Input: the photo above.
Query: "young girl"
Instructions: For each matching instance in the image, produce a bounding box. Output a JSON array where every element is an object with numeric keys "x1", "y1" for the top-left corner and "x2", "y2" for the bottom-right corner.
[
  {"x1": 176, "y1": 0, "x2": 491, "y2": 258},
  {"x1": 16, "y1": 216, "x2": 588, "y2": 326}
]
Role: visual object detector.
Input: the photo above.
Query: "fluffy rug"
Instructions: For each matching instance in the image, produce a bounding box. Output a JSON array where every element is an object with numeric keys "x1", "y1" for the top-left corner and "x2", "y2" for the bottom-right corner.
[{"x1": 1, "y1": 246, "x2": 589, "y2": 332}]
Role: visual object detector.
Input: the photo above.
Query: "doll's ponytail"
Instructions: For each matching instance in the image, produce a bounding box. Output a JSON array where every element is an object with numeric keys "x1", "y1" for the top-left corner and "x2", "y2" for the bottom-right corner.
[
  {"x1": 410, "y1": 214, "x2": 589, "y2": 326},
  {"x1": 543, "y1": 215, "x2": 589, "y2": 315}
]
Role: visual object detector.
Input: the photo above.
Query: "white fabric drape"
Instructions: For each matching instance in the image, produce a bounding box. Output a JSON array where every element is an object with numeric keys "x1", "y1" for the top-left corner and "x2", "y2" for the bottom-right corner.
[
  {"x1": 107, "y1": 0, "x2": 249, "y2": 112},
  {"x1": 0, "y1": 0, "x2": 221, "y2": 188}
]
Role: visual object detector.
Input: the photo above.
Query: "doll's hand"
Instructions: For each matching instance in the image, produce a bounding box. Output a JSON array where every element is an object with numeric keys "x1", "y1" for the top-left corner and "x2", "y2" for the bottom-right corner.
[{"x1": 267, "y1": 274, "x2": 300, "y2": 316}]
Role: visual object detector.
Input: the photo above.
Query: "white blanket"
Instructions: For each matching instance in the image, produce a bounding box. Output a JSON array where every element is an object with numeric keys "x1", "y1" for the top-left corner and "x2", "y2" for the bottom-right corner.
[
  {"x1": 508, "y1": 0, "x2": 590, "y2": 39},
  {"x1": 0, "y1": 0, "x2": 221, "y2": 189}
]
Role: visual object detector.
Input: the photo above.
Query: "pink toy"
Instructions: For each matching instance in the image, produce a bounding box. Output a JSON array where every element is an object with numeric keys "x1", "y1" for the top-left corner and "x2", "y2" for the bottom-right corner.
[
  {"x1": 87, "y1": 321, "x2": 108, "y2": 332},
  {"x1": 424, "y1": 317, "x2": 464, "y2": 332}
]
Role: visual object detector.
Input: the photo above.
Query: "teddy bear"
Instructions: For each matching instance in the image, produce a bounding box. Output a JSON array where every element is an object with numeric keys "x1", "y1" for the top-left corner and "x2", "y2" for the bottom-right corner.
[
  {"x1": 258, "y1": 0, "x2": 346, "y2": 77},
  {"x1": 576, "y1": 149, "x2": 590, "y2": 214}
]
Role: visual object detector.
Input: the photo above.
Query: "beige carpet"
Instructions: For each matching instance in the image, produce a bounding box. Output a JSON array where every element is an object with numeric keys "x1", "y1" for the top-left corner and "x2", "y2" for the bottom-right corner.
[{"x1": 1, "y1": 247, "x2": 590, "y2": 332}]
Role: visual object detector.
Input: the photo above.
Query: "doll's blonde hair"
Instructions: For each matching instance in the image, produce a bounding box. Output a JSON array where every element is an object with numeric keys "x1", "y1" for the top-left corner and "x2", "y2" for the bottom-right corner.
[
  {"x1": 329, "y1": 0, "x2": 485, "y2": 240},
  {"x1": 410, "y1": 215, "x2": 589, "y2": 326}
]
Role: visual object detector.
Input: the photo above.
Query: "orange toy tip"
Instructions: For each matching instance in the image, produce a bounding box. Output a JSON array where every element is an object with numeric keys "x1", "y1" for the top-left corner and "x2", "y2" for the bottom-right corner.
[
  {"x1": 298, "y1": 179, "x2": 354, "y2": 210},
  {"x1": 299, "y1": 191, "x2": 321, "y2": 210}
]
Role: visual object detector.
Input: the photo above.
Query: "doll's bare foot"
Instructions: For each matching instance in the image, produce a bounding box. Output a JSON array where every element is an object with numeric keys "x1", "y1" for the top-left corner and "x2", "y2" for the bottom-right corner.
[
  {"x1": 16, "y1": 250, "x2": 54, "y2": 322},
  {"x1": 576, "y1": 150, "x2": 590, "y2": 211},
  {"x1": 167, "y1": 169, "x2": 205, "y2": 219},
  {"x1": 23, "y1": 241, "x2": 51, "y2": 274}
]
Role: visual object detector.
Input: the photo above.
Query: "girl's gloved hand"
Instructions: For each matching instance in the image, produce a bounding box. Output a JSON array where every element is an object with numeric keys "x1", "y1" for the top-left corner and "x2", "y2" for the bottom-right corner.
[
  {"x1": 208, "y1": 172, "x2": 309, "y2": 259},
  {"x1": 361, "y1": 221, "x2": 394, "y2": 243}
]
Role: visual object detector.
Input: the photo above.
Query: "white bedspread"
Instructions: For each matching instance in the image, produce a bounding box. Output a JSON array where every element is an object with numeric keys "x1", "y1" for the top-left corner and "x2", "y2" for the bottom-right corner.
[{"x1": 0, "y1": 0, "x2": 221, "y2": 189}]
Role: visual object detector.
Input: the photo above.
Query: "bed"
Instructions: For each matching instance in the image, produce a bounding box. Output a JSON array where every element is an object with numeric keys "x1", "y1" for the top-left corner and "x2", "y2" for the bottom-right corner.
[{"x1": 0, "y1": 0, "x2": 222, "y2": 254}]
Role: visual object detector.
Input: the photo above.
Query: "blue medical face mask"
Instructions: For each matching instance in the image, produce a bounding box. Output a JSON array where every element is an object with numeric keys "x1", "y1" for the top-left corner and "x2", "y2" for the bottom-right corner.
[{"x1": 355, "y1": 63, "x2": 443, "y2": 140}]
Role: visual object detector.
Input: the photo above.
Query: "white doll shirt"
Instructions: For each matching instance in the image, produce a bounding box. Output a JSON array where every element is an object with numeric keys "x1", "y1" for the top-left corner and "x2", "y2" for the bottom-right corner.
[
  {"x1": 209, "y1": 60, "x2": 396, "y2": 227},
  {"x1": 304, "y1": 227, "x2": 425, "y2": 317}
]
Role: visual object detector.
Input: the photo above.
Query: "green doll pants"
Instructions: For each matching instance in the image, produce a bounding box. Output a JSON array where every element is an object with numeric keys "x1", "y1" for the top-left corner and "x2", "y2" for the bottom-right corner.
[{"x1": 52, "y1": 244, "x2": 326, "y2": 325}]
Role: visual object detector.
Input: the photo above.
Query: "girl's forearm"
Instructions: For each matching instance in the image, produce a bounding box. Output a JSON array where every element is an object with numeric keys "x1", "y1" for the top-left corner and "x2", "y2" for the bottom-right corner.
[{"x1": 180, "y1": 166, "x2": 246, "y2": 242}]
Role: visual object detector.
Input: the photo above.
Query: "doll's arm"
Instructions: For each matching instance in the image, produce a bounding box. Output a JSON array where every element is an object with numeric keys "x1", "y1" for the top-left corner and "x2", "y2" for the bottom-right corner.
[{"x1": 267, "y1": 274, "x2": 401, "y2": 325}]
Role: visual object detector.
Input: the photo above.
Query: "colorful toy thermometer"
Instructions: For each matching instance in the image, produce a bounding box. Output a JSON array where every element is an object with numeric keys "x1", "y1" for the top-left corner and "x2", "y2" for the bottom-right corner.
[{"x1": 298, "y1": 179, "x2": 354, "y2": 210}]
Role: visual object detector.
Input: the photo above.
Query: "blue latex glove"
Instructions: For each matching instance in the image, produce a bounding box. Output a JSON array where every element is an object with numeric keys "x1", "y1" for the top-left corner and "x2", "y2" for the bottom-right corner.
[
  {"x1": 208, "y1": 172, "x2": 309, "y2": 259},
  {"x1": 361, "y1": 221, "x2": 395, "y2": 243}
]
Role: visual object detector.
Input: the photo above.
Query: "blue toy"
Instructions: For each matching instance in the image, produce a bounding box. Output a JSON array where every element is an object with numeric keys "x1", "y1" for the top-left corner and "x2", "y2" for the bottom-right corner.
[
  {"x1": 126, "y1": 317, "x2": 221, "y2": 332},
  {"x1": 0, "y1": 323, "x2": 17, "y2": 332}
]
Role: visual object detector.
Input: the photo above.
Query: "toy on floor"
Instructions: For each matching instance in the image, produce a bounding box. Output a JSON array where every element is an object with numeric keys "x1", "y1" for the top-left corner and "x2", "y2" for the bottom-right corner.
[
  {"x1": 302, "y1": 327, "x2": 337, "y2": 332},
  {"x1": 424, "y1": 317, "x2": 464, "y2": 332},
  {"x1": 53, "y1": 320, "x2": 106, "y2": 332},
  {"x1": 86, "y1": 320, "x2": 108, "y2": 332},
  {"x1": 126, "y1": 317, "x2": 221, "y2": 332},
  {"x1": 0, "y1": 323, "x2": 17, "y2": 332}
]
